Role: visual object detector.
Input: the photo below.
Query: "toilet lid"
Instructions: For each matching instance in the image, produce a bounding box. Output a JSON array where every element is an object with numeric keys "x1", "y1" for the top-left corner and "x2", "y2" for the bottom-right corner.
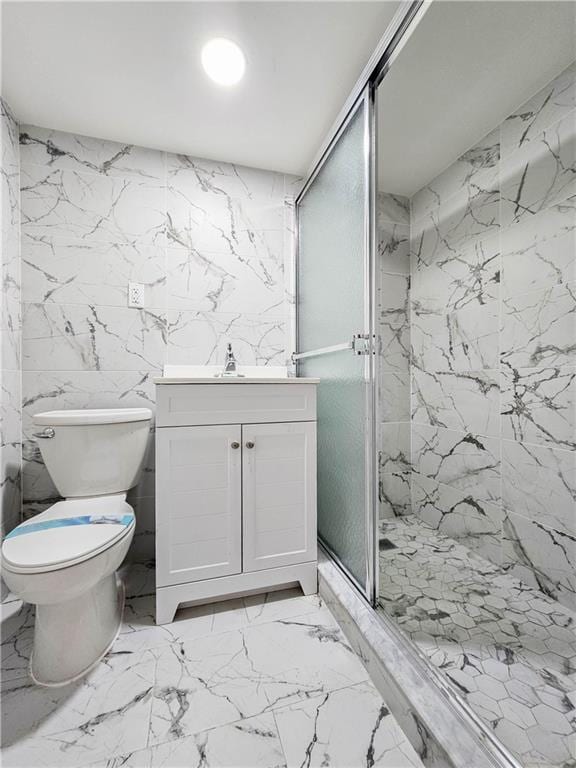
[{"x1": 1, "y1": 497, "x2": 135, "y2": 573}]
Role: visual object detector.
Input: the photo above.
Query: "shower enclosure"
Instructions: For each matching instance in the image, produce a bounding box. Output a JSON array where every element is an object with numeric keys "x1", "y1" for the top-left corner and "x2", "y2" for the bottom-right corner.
[{"x1": 295, "y1": 3, "x2": 576, "y2": 767}]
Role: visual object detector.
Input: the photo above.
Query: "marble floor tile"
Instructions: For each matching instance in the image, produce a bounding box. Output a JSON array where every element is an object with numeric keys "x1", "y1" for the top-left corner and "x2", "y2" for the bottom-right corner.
[
  {"x1": 0, "y1": 600, "x2": 34, "y2": 682},
  {"x1": 119, "y1": 559, "x2": 156, "y2": 598},
  {"x1": 114, "y1": 595, "x2": 217, "y2": 654},
  {"x1": 273, "y1": 681, "x2": 424, "y2": 768},
  {"x1": 105, "y1": 713, "x2": 287, "y2": 768},
  {"x1": 2, "y1": 585, "x2": 361, "y2": 768},
  {"x1": 116, "y1": 588, "x2": 325, "y2": 655},
  {"x1": 378, "y1": 515, "x2": 576, "y2": 767},
  {"x1": 148, "y1": 604, "x2": 369, "y2": 746},
  {"x1": 91, "y1": 690, "x2": 425, "y2": 768},
  {"x1": 243, "y1": 607, "x2": 370, "y2": 710},
  {"x1": 242, "y1": 588, "x2": 323, "y2": 626},
  {"x1": 1, "y1": 649, "x2": 157, "y2": 766}
]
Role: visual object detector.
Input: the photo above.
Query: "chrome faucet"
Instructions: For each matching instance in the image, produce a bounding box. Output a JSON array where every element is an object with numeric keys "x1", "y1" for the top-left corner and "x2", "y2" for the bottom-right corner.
[
  {"x1": 214, "y1": 342, "x2": 246, "y2": 379},
  {"x1": 214, "y1": 342, "x2": 244, "y2": 377},
  {"x1": 224, "y1": 343, "x2": 237, "y2": 374}
]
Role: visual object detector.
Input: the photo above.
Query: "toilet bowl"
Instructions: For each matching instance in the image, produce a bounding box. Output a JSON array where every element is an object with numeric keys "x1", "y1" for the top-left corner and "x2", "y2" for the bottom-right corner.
[{"x1": 1, "y1": 407, "x2": 152, "y2": 686}]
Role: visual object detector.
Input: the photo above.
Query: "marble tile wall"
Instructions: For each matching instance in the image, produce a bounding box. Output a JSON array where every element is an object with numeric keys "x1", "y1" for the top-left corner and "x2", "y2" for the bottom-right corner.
[
  {"x1": 377, "y1": 192, "x2": 412, "y2": 519},
  {"x1": 408, "y1": 60, "x2": 576, "y2": 611},
  {"x1": 18, "y1": 125, "x2": 298, "y2": 559},
  {"x1": 0, "y1": 99, "x2": 22, "y2": 600}
]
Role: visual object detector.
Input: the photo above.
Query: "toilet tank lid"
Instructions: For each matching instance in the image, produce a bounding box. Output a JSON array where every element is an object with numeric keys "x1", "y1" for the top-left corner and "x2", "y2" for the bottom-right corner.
[{"x1": 34, "y1": 408, "x2": 153, "y2": 426}]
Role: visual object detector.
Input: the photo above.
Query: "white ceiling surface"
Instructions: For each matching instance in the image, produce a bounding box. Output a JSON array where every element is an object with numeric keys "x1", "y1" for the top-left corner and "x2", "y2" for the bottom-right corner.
[
  {"x1": 1, "y1": 1, "x2": 399, "y2": 176},
  {"x1": 378, "y1": 1, "x2": 576, "y2": 197}
]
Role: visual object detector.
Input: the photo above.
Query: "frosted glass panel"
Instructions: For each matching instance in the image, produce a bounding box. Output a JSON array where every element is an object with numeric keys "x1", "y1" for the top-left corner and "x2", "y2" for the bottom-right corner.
[
  {"x1": 300, "y1": 352, "x2": 368, "y2": 588},
  {"x1": 298, "y1": 103, "x2": 366, "y2": 352},
  {"x1": 296, "y1": 96, "x2": 370, "y2": 593}
]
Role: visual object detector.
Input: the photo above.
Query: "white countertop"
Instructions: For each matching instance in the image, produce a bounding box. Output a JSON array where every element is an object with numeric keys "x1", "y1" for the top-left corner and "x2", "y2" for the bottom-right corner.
[
  {"x1": 154, "y1": 376, "x2": 319, "y2": 384},
  {"x1": 154, "y1": 364, "x2": 319, "y2": 385}
]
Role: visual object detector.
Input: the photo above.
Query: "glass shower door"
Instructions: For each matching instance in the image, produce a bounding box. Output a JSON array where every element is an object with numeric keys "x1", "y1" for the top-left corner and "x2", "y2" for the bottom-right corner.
[{"x1": 295, "y1": 89, "x2": 376, "y2": 601}]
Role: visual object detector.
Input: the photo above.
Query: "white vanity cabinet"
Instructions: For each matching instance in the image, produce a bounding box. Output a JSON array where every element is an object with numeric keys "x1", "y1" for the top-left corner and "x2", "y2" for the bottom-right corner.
[{"x1": 154, "y1": 378, "x2": 318, "y2": 624}]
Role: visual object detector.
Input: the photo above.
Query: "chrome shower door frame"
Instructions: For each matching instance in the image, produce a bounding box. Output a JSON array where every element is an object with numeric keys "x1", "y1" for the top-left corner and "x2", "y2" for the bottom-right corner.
[{"x1": 294, "y1": 84, "x2": 379, "y2": 606}]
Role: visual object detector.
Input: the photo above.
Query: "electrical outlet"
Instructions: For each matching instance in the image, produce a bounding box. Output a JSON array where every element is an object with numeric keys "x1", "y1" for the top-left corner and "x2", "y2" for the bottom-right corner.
[{"x1": 128, "y1": 282, "x2": 145, "y2": 308}]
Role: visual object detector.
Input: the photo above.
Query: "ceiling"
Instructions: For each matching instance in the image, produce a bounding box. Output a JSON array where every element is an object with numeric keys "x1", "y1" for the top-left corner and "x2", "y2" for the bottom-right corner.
[
  {"x1": 377, "y1": 0, "x2": 576, "y2": 197},
  {"x1": 1, "y1": 0, "x2": 399, "y2": 176}
]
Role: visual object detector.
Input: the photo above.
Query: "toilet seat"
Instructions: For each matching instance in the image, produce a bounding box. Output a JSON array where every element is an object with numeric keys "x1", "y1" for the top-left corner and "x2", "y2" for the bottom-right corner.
[{"x1": 2, "y1": 496, "x2": 135, "y2": 574}]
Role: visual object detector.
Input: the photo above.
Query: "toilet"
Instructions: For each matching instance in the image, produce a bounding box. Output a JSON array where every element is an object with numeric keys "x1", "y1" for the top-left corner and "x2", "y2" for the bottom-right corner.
[{"x1": 1, "y1": 407, "x2": 152, "y2": 686}]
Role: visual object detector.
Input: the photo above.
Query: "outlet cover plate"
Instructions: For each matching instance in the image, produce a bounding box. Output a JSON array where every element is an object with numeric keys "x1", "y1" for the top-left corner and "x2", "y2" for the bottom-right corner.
[{"x1": 128, "y1": 282, "x2": 145, "y2": 308}]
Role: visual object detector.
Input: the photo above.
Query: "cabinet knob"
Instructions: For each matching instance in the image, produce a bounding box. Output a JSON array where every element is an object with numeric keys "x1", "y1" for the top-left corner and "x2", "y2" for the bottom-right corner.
[
  {"x1": 245, "y1": 441, "x2": 255, "y2": 449},
  {"x1": 231, "y1": 442, "x2": 240, "y2": 449}
]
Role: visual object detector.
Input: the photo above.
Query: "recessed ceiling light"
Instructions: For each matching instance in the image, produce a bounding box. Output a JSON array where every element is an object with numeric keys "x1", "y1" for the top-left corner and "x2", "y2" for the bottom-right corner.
[{"x1": 201, "y1": 38, "x2": 246, "y2": 86}]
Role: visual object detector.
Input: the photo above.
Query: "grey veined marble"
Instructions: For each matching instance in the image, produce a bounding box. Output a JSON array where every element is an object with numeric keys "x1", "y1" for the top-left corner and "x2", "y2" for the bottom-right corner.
[
  {"x1": 378, "y1": 516, "x2": 576, "y2": 768},
  {"x1": 500, "y1": 109, "x2": 576, "y2": 228},
  {"x1": 1, "y1": 98, "x2": 22, "y2": 569},
  {"x1": 17, "y1": 124, "x2": 298, "y2": 547},
  {"x1": 501, "y1": 62, "x2": 576, "y2": 158},
  {"x1": 376, "y1": 60, "x2": 576, "y2": 631},
  {"x1": 1, "y1": 568, "x2": 424, "y2": 768}
]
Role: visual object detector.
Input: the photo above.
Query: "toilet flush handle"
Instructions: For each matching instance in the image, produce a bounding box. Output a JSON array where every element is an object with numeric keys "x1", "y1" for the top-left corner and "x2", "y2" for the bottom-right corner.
[{"x1": 33, "y1": 427, "x2": 55, "y2": 439}]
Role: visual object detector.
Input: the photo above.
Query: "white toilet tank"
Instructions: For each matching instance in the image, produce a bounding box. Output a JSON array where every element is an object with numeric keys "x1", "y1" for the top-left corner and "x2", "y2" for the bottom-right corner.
[{"x1": 33, "y1": 408, "x2": 152, "y2": 498}]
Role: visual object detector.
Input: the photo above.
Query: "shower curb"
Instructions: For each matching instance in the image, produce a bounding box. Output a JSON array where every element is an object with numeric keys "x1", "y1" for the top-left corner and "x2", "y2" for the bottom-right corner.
[{"x1": 318, "y1": 549, "x2": 522, "y2": 768}]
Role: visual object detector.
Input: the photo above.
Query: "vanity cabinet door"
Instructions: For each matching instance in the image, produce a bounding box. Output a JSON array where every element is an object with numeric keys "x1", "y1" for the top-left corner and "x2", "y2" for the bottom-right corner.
[
  {"x1": 156, "y1": 425, "x2": 242, "y2": 587},
  {"x1": 242, "y1": 422, "x2": 317, "y2": 573}
]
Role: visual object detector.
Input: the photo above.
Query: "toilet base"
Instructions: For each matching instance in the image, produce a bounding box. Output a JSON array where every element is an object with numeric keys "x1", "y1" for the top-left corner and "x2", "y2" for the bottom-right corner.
[{"x1": 30, "y1": 573, "x2": 125, "y2": 687}]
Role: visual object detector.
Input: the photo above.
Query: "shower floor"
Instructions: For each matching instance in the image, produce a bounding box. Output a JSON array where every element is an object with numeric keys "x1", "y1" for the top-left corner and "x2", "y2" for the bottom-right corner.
[{"x1": 378, "y1": 516, "x2": 576, "y2": 768}]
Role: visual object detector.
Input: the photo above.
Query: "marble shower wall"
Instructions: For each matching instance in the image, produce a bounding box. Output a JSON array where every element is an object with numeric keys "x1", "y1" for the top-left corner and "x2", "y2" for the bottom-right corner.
[
  {"x1": 19, "y1": 124, "x2": 298, "y2": 559},
  {"x1": 409, "y1": 61, "x2": 576, "y2": 611},
  {"x1": 0, "y1": 99, "x2": 22, "y2": 599},
  {"x1": 377, "y1": 192, "x2": 411, "y2": 519}
]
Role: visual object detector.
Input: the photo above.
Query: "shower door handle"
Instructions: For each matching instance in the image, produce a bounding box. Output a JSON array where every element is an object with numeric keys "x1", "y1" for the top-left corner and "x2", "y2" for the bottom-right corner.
[{"x1": 291, "y1": 333, "x2": 374, "y2": 362}]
